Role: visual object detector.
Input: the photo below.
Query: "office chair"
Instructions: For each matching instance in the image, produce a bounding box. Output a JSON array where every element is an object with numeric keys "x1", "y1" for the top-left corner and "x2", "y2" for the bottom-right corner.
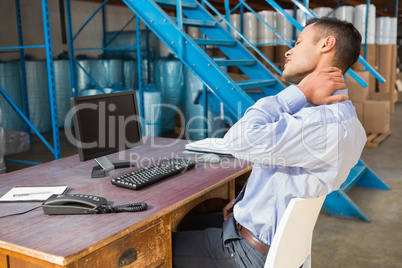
[{"x1": 264, "y1": 195, "x2": 326, "y2": 268}]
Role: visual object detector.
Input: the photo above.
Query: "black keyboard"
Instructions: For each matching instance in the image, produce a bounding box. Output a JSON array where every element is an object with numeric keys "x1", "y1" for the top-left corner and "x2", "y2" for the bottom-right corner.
[{"x1": 111, "y1": 158, "x2": 196, "y2": 190}]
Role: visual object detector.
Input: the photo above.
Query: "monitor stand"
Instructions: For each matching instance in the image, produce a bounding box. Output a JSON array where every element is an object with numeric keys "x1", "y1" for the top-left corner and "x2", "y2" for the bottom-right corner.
[{"x1": 91, "y1": 156, "x2": 133, "y2": 178}]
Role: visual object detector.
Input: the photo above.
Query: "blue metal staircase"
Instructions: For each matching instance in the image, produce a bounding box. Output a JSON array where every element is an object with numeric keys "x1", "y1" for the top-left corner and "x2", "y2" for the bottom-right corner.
[
  {"x1": 323, "y1": 160, "x2": 390, "y2": 222},
  {"x1": 122, "y1": 0, "x2": 286, "y2": 123}
]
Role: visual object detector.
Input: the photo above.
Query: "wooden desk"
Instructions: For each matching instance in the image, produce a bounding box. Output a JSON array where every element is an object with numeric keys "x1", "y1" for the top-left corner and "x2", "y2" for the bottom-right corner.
[{"x1": 0, "y1": 137, "x2": 251, "y2": 268}]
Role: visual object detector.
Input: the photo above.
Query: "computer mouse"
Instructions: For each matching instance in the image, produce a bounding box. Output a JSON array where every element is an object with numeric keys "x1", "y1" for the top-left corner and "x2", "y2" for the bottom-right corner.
[{"x1": 197, "y1": 153, "x2": 221, "y2": 163}]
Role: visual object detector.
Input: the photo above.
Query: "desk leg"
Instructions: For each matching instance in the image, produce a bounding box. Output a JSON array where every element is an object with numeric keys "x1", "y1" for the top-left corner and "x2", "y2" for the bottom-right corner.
[{"x1": 164, "y1": 214, "x2": 173, "y2": 268}]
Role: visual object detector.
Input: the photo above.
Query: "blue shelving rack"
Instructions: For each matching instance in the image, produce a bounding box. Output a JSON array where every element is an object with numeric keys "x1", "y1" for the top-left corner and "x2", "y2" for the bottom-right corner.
[
  {"x1": 64, "y1": 0, "x2": 146, "y2": 133},
  {"x1": 0, "y1": 0, "x2": 60, "y2": 165}
]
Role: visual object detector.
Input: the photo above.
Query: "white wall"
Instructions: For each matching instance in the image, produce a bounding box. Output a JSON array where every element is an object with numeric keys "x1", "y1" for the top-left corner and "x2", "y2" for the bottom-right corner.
[{"x1": 0, "y1": 0, "x2": 139, "y2": 61}]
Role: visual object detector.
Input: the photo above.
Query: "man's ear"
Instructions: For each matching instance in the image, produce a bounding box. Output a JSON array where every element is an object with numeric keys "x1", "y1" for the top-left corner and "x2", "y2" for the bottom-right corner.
[{"x1": 321, "y1": 36, "x2": 336, "y2": 52}]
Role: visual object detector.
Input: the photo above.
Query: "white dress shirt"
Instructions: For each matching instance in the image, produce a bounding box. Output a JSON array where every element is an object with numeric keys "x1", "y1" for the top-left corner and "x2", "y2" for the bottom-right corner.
[{"x1": 223, "y1": 85, "x2": 367, "y2": 245}]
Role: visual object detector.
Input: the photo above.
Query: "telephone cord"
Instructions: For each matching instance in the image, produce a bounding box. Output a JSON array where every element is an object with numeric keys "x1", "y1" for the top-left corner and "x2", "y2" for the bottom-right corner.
[{"x1": 97, "y1": 202, "x2": 148, "y2": 213}]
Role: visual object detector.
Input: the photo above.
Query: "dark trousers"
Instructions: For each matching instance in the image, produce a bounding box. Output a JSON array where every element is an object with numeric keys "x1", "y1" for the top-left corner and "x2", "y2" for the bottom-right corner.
[{"x1": 172, "y1": 213, "x2": 267, "y2": 268}]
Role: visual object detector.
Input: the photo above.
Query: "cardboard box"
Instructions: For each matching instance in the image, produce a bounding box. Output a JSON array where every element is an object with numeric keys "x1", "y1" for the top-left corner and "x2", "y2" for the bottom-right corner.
[
  {"x1": 363, "y1": 100, "x2": 390, "y2": 133},
  {"x1": 228, "y1": 72, "x2": 248, "y2": 82},
  {"x1": 389, "y1": 44, "x2": 397, "y2": 93},
  {"x1": 353, "y1": 102, "x2": 364, "y2": 124},
  {"x1": 256, "y1": 45, "x2": 275, "y2": 67},
  {"x1": 376, "y1": 45, "x2": 396, "y2": 93},
  {"x1": 275, "y1": 45, "x2": 290, "y2": 65},
  {"x1": 395, "y1": 79, "x2": 402, "y2": 103},
  {"x1": 346, "y1": 71, "x2": 369, "y2": 102},
  {"x1": 352, "y1": 44, "x2": 376, "y2": 71},
  {"x1": 369, "y1": 89, "x2": 398, "y2": 114},
  {"x1": 368, "y1": 73, "x2": 376, "y2": 93}
]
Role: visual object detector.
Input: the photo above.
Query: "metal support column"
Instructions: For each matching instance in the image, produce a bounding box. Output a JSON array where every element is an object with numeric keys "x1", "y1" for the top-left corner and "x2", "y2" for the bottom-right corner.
[
  {"x1": 136, "y1": 18, "x2": 145, "y2": 137},
  {"x1": 65, "y1": 0, "x2": 78, "y2": 97},
  {"x1": 42, "y1": 0, "x2": 61, "y2": 159},
  {"x1": 15, "y1": 0, "x2": 31, "y2": 136}
]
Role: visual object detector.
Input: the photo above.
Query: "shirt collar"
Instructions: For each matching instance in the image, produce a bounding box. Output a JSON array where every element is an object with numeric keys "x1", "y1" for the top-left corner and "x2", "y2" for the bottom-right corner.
[
  {"x1": 304, "y1": 88, "x2": 348, "y2": 107},
  {"x1": 332, "y1": 88, "x2": 348, "y2": 96}
]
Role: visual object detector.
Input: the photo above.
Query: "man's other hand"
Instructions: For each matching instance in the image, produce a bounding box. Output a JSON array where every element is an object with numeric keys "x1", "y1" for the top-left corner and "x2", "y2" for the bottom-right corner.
[
  {"x1": 223, "y1": 199, "x2": 235, "y2": 221},
  {"x1": 297, "y1": 67, "x2": 348, "y2": 105}
]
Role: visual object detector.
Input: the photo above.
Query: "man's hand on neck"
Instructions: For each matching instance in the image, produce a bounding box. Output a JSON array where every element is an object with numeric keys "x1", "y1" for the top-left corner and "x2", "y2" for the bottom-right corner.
[{"x1": 297, "y1": 67, "x2": 348, "y2": 105}]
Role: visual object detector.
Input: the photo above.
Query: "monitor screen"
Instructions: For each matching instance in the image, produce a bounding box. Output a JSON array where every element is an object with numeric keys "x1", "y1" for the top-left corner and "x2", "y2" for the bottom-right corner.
[{"x1": 70, "y1": 91, "x2": 143, "y2": 162}]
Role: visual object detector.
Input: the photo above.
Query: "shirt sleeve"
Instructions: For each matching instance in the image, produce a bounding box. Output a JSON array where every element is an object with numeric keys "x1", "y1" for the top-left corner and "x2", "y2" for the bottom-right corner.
[{"x1": 223, "y1": 85, "x2": 345, "y2": 170}]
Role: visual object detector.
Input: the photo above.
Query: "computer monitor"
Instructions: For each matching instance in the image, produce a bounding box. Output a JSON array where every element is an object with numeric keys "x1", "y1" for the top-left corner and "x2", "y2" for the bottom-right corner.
[{"x1": 70, "y1": 90, "x2": 143, "y2": 178}]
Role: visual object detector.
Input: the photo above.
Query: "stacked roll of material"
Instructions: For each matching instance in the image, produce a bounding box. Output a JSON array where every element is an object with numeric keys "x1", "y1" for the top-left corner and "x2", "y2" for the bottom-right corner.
[
  {"x1": 76, "y1": 59, "x2": 124, "y2": 90},
  {"x1": 230, "y1": 13, "x2": 242, "y2": 40},
  {"x1": 183, "y1": 67, "x2": 228, "y2": 141},
  {"x1": 154, "y1": 57, "x2": 183, "y2": 132},
  {"x1": 25, "y1": 60, "x2": 52, "y2": 133},
  {"x1": 390, "y1": 17, "x2": 398, "y2": 44},
  {"x1": 187, "y1": 26, "x2": 202, "y2": 39},
  {"x1": 313, "y1": 7, "x2": 334, "y2": 18},
  {"x1": 90, "y1": 60, "x2": 108, "y2": 88},
  {"x1": 159, "y1": 41, "x2": 174, "y2": 58},
  {"x1": 215, "y1": 15, "x2": 227, "y2": 30},
  {"x1": 0, "y1": 61, "x2": 25, "y2": 131},
  {"x1": 123, "y1": 59, "x2": 138, "y2": 90},
  {"x1": 258, "y1": 10, "x2": 276, "y2": 44},
  {"x1": 354, "y1": 4, "x2": 376, "y2": 44},
  {"x1": 54, "y1": 60, "x2": 72, "y2": 127},
  {"x1": 103, "y1": 59, "x2": 124, "y2": 88},
  {"x1": 0, "y1": 127, "x2": 5, "y2": 174},
  {"x1": 141, "y1": 58, "x2": 154, "y2": 85},
  {"x1": 296, "y1": 9, "x2": 313, "y2": 36},
  {"x1": 276, "y1": 9, "x2": 294, "y2": 42},
  {"x1": 76, "y1": 59, "x2": 93, "y2": 90},
  {"x1": 211, "y1": 16, "x2": 228, "y2": 53},
  {"x1": 376, "y1": 17, "x2": 391, "y2": 44},
  {"x1": 78, "y1": 88, "x2": 113, "y2": 97},
  {"x1": 243, "y1": 12, "x2": 258, "y2": 44},
  {"x1": 104, "y1": 30, "x2": 159, "y2": 59},
  {"x1": 136, "y1": 85, "x2": 162, "y2": 137},
  {"x1": 376, "y1": 17, "x2": 397, "y2": 45},
  {"x1": 334, "y1": 6, "x2": 354, "y2": 23}
]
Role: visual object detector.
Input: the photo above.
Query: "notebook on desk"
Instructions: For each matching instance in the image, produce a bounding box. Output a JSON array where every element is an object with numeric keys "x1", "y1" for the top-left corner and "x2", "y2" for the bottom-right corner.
[
  {"x1": 185, "y1": 138, "x2": 233, "y2": 157},
  {"x1": 0, "y1": 185, "x2": 68, "y2": 202}
]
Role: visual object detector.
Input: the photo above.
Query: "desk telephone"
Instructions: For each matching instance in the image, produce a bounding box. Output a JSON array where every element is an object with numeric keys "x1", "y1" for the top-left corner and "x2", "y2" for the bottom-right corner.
[{"x1": 42, "y1": 194, "x2": 147, "y2": 215}]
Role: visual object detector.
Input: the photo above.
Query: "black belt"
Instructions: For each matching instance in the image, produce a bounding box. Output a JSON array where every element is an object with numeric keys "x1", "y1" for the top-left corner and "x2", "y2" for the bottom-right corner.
[{"x1": 237, "y1": 224, "x2": 269, "y2": 254}]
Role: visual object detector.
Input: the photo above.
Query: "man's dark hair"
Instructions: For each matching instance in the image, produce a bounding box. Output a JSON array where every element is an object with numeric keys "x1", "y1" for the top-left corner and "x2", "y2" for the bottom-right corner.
[{"x1": 305, "y1": 17, "x2": 362, "y2": 73}]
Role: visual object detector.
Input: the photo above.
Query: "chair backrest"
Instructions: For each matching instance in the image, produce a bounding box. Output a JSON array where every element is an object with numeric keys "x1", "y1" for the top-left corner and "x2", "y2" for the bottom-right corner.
[{"x1": 264, "y1": 196, "x2": 326, "y2": 268}]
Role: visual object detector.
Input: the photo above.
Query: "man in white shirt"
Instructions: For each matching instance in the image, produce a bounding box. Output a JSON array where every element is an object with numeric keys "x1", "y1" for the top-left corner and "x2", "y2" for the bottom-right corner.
[{"x1": 173, "y1": 17, "x2": 367, "y2": 268}]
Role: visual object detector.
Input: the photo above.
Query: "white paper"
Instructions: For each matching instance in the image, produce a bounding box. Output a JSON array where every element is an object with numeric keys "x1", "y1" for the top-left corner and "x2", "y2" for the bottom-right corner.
[{"x1": 0, "y1": 185, "x2": 68, "y2": 202}]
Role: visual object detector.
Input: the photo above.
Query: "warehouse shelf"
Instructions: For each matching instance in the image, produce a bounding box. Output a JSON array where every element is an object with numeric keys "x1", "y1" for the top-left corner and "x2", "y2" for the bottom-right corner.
[
  {"x1": 0, "y1": 0, "x2": 60, "y2": 165},
  {"x1": 65, "y1": 0, "x2": 147, "y2": 133}
]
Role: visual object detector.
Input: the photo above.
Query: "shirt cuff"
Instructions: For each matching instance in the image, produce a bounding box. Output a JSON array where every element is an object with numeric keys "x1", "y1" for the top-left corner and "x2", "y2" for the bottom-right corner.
[{"x1": 277, "y1": 85, "x2": 307, "y2": 114}]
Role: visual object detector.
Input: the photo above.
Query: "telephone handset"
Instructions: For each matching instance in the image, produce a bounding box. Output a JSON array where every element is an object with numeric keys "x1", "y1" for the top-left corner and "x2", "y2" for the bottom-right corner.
[
  {"x1": 42, "y1": 194, "x2": 148, "y2": 215},
  {"x1": 42, "y1": 194, "x2": 107, "y2": 215}
]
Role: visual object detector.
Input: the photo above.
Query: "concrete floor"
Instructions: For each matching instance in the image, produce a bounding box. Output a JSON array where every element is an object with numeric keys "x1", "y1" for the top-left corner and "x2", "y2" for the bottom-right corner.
[{"x1": 4, "y1": 104, "x2": 402, "y2": 268}]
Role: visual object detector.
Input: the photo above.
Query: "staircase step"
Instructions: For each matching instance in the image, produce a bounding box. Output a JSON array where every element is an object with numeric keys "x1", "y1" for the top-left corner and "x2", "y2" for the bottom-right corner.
[
  {"x1": 171, "y1": 17, "x2": 216, "y2": 27},
  {"x1": 155, "y1": 0, "x2": 198, "y2": 8},
  {"x1": 214, "y1": 59, "x2": 256, "y2": 66},
  {"x1": 194, "y1": 39, "x2": 236, "y2": 46},
  {"x1": 341, "y1": 166, "x2": 368, "y2": 192},
  {"x1": 237, "y1": 79, "x2": 277, "y2": 90}
]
